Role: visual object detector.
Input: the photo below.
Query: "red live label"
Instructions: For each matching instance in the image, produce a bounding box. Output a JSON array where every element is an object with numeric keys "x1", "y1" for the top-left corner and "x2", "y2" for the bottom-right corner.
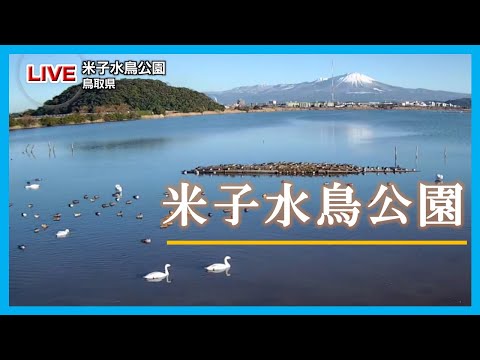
[{"x1": 26, "y1": 64, "x2": 77, "y2": 83}]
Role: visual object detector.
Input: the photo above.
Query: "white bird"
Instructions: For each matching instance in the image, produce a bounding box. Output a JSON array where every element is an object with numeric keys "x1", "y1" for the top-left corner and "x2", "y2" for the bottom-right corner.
[
  {"x1": 144, "y1": 264, "x2": 171, "y2": 280},
  {"x1": 115, "y1": 184, "x2": 123, "y2": 193},
  {"x1": 205, "y1": 256, "x2": 231, "y2": 272},
  {"x1": 436, "y1": 174, "x2": 444, "y2": 181},
  {"x1": 56, "y1": 229, "x2": 70, "y2": 238},
  {"x1": 25, "y1": 184, "x2": 40, "y2": 190},
  {"x1": 74, "y1": 213, "x2": 82, "y2": 217}
]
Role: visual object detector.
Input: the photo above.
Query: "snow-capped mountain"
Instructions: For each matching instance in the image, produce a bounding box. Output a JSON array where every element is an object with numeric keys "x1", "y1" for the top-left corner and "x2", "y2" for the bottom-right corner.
[{"x1": 206, "y1": 72, "x2": 470, "y2": 104}]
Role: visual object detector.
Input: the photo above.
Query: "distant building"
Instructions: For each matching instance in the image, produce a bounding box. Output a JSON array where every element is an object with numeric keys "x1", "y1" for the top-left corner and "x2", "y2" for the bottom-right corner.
[
  {"x1": 268, "y1": 100, "x2": 277, "y2": 106},
  {"x1": 237, "y1": 99, "x2": 246, "y2": 107},
  {"x1": 299, "y1": 102, "x2": 311, "y2": 108},
  {"x1": 286, "y1": 101, "x2": 300, "y2": 108}
]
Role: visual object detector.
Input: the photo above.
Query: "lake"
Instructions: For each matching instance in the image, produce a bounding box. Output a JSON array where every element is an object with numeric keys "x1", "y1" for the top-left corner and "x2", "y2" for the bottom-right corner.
[{"x1": 9, "y1": 110, "x2": 471, "y2": 306}]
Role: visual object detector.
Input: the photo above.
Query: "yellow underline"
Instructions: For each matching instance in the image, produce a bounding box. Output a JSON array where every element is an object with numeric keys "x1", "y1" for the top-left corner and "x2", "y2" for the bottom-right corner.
[{"x1": 167, "y1": 240, "x2": 467, "y2": 246}]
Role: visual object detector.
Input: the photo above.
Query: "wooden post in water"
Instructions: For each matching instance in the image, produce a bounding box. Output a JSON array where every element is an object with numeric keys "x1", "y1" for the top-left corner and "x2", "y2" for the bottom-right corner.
[
  {"x1": 394, "y1": 146, "x2": 397, "y2": 168},
  {"x1": 415, "y1": 145, "x2": 419, "y2": 170}
]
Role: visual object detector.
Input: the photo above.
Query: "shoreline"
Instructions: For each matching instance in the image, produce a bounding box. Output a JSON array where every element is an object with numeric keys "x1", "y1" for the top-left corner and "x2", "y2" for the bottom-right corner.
[{"x1": 9, "y1": 106, "x2": 470, "y2": 131}]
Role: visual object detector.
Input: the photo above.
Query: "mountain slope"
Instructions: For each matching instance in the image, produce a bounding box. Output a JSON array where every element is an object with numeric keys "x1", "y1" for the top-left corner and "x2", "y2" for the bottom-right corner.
[
  {"x1": 32, "y1": 79, "x2": 224, "y2": 115},
  {"x1": 445, "y1": 98, "x2": 471, "y2": 108},
  {"x1": 207, "y1": 72, "x2": 470, "y2": 104}
]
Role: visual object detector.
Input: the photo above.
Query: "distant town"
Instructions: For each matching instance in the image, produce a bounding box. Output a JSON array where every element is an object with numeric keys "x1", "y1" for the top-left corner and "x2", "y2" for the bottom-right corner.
[{"x1": 225, "y1": 99, "x2": 469, "y2": 110}]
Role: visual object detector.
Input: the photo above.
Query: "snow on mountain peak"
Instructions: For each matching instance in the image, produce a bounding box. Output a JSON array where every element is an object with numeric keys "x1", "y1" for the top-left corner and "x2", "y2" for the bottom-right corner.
[{"x1": 337, "y1": 72, "x2": 375, "y2": 86}]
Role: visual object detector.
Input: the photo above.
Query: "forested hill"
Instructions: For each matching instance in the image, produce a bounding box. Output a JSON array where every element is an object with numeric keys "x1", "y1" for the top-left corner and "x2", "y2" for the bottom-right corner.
[{"x1": 31, "y1": 79, "x2": 224, "y2": 115}]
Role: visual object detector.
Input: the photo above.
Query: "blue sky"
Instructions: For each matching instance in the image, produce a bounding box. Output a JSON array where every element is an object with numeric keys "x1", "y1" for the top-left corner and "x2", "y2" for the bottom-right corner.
[{"x1": 9, "y1": 54, "x2": 471, "y2": 113}]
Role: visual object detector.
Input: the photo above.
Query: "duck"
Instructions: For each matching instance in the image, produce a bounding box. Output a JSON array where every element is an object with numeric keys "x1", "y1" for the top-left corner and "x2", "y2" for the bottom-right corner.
[
  {"x1": 95, "y1": 212, "x2": 101, "y2": 216},
  {"x1": 163, "y1": 191, "x2": 169, "y2": 196},
  {"x1": 223, "y1": 209, "x2": 232, "y2": 213},
  {"x1": 141, "y1": 238, "x2": 152, "y2": 244},
  {"x1": 54, "y1": 213, "x2": 62, "y2": 217},
  {"x1": 53, "y1": 216, "x2": 61, "y2": 222},
  {"x1": 68, "y1": 203, "x2": 74, "y2": 208},
  {"x1": 93, "y1": 195, "x2": 100, "y2": 200},
  {"x1": 109, "y1": 202, "x2": 116, "y2": 207},
  {"x1": 34, "y1": 214, "x2": 40, "y2": 219},
  {"x1": 41, "y1": 224, "x2": 48, "y2": 229},
  {"x1": 208, "y1": 212, "x2": 213, "y2": 217},
  {"x1": 262, "y1": 193, "x2": 267, "y2": 199},
  {"x1": 34, "y1": 228, "x2": 40, "y2": 233},
  {"x1": 56, "y1": 229, "x2": 70, "y2": 238},
  {"x1": 18, "y1": 244, "x2": 26, "y2": 250},
  {"x1": 144, "y1": 264, "x2": 171, "y2": 280},
  {"x1": 116, "y1": 211, "x2": 123, "y2": 217},
  {"x1": 83, "y1": 195, "x2": 89, "y2": 200},
  {"x1": 27, "y1": 204, "x2": 33, "y2": 208},
  {"x1": 136, "y1": 213, "x2": 144, "y2": 220},
  {"x1": 21, "y1": 212, "x2": 27, "y2": 217},
  {"x1": 102, "y1": 203, "x2": 110, "y2": 208},
  {"x1": 133, "y1": 195, "x2": 140, "y2": 200},
  {"x1": 126, "y1": 200, "x2": 133, "y2": 205},
  {"x1": 74, "y1": 213, "x2": 82, "y2": 217},
  {"x1": 25, "y1": 184, "x2": 40, "y2": 190},
  {"x1": 72, "y1": 200, "x2": 80, "y2": 205},
  {"x1": 90, "y1": 198, "x2": 96, "y2": 202},
  {"x1": 205, "y1": 256, "x2": 231, "y2": 272},
  {"x1": 244, "y1": 208, "x2": 249, "y2": 213}
]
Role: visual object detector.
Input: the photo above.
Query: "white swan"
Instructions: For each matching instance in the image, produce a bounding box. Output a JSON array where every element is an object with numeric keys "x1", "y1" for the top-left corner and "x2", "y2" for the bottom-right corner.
[
  {"x1": 56, "y1": 229, "x2": 70, "y2": 238},
  {"x1": 144, "y1": 264, "x2": 171, "y2": 280},
  {"x1": 115, "y1": 184, "x2": 123, "y2": 193},
  {"x1": 205, "y1": 256, "x2": 231, "y2": 272}
]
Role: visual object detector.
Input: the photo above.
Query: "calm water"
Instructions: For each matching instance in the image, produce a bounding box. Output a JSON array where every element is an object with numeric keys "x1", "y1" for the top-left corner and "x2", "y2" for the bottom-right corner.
[{"x1": 9, "y1": 110, "x2": 471, "y2": 306}]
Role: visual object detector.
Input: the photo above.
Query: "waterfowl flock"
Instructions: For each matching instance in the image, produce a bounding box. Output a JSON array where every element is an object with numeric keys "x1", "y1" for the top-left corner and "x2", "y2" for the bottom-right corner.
[
  {"x1": 13, "y1": 180, "x2": 241, "y2": 282},
  {"x1": 13, "y1": 182, "x2": 196, "y2": 256},
  {"x1": 13, "y1": 183, "x2": 161, "y2": 249}
]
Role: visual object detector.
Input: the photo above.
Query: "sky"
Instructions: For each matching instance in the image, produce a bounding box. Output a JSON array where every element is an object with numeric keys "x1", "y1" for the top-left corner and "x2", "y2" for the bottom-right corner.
[{"x1": 9, "y1": 54, "x2": 471, "y2": 113}]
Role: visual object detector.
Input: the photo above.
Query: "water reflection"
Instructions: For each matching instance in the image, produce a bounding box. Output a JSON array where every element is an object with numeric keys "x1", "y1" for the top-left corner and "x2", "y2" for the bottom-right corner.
[
  {"x1": 207, "y1": 268, "x2": 231, "y2": 277},
  {"x1": 77, "y1": 137, "x2": 170, "y2": 151},
  {"x1": 146, "y1": 275, "x2": 171, "y2": 283}
]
